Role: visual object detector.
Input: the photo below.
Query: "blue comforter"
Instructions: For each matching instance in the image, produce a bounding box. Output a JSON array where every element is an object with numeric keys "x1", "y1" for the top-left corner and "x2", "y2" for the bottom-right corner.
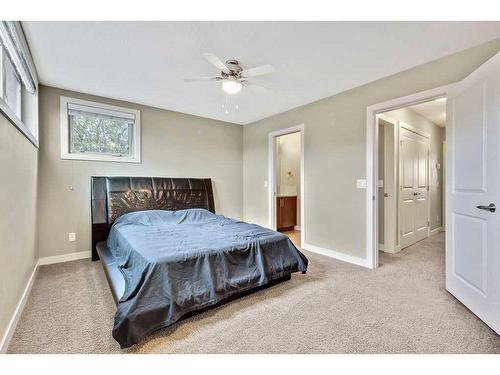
[{"x1": 107, "y1": 209, "x2": 308, "y2": 348}]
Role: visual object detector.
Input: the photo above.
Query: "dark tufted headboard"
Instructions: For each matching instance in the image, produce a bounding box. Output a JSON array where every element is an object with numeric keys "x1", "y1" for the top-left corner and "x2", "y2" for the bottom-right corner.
[{"x1": 90, "y1": 176, "x2": 215, "y2": 261}]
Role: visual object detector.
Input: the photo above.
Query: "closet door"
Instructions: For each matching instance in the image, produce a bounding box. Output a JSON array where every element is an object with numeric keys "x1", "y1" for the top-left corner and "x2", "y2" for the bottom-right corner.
[
  {"x1": 399, "y1": 126, "x2": 429, "y2": 248},
  {"x1": 414, "y1": 132, "x2": 430, "y2": 242}
]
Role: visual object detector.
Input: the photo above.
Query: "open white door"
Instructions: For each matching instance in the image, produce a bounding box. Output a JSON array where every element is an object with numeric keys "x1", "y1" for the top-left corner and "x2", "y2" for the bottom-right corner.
[{"x1": 446, "y1": 53, "x2": 500, "y2": 334}]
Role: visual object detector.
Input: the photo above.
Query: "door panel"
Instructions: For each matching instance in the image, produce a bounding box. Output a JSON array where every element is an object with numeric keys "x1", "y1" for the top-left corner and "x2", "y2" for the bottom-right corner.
[
  {"x1": 415, "y1": 197, "x2": 428, "y2": 241},
  {"x1": 447, "y1": 52, "x2": 500, "y2": 334},
  {"x1": 452, "y1": 213, "x2": 487, "y2": 295},
  {"x1": 401, "y1": 135, "x2": 415, "y2": 190},
  {"x1": 453, "y1": 81, "x2": 486, "y2": 192},
  {"x1": 417, "y1": 139, "x2": 428, "y2": 189},
  {"x1": 401, "y1": 200, "x2": 414, "y2": 235},
  {"x1": 415, "y1": 198, "x2": 428, "y2": 229}
]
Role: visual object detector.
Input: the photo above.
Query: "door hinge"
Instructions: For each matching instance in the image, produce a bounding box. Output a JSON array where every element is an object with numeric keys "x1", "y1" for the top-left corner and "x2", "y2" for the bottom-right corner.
[{"x1": 427, "y1": 220, "x2": 430, "y2": 227}]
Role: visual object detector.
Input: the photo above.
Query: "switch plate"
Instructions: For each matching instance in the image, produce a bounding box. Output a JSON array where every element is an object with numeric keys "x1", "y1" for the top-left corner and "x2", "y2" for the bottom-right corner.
[
  {"x1": 357, "y1": 179, "x2": 367, "y2": 189},
  {"x1": 68, "y1": 232, "x2": 76, "y2": 242}
]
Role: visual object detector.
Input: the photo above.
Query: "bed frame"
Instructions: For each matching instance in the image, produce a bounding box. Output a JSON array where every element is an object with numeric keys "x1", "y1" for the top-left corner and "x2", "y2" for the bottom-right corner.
[
  {"x1": 90, "y1": 176, "x2": 216, "y2": 303},
  {"x1": 91, "y1": 175, "x2": 293, "y2": 314}
]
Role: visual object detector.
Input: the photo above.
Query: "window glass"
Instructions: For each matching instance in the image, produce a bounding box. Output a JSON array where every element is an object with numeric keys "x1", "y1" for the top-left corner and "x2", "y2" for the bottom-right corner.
[
  {"x1": 4, "y1": 49, "x2": 22, "y2": 118},
  {"x1": 68, "y1": 108, "x2": 134, "y2": 156}
]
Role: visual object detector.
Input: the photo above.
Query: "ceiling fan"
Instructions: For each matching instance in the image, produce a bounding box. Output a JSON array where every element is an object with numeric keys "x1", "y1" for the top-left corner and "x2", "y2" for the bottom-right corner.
[{"x1": 184, "y1": 53, "x2": 275, "y2": 94}]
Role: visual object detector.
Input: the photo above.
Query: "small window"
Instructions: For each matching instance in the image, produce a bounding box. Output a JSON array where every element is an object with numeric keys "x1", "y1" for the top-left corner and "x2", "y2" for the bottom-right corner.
[
  {"x1": 0, "y1": 22, "x2": 39, "y2": 146},
  {"x1": 60, "y1": 97, "x2": 141, "y2": 163}
]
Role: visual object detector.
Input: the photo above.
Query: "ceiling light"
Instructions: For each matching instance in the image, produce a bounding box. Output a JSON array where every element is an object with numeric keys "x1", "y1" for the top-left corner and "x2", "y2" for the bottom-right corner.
[
  {"x1": 222, "y1": 80, "x2": 242, "y2": 94},
  {"x1": 435, "y1": 97, "x2": 446, "y2": 102}
]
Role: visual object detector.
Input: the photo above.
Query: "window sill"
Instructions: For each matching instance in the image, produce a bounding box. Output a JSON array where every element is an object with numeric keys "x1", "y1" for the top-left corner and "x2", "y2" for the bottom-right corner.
[
  {"x1": 0, "y1": 98, "x2": 38, "y2": 147},
  {"x1": 61, "y1": 153, "x2": 141, "y2": 164}
]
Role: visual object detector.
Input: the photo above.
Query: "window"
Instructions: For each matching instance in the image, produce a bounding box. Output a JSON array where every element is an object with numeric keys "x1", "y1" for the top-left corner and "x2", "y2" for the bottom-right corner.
[
  {"x1": 0, "y1": 21, "x2": 39, "y2": 146},
  {"x1": 60, "y1": 97, "x2": 141, "y2": 163},
  {"x1": 3, "y1": 50, "x2": 22, "y2": 118}
]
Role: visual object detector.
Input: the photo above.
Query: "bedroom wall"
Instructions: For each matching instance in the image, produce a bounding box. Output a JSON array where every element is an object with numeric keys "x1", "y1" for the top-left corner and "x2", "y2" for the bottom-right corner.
[
  {"x1": 0, "y1": 113, "x2": 38, "y2": 348},
  {"x1": 243, "y1": 38, "x2": 500, "y2": 261},
  {"x1": 383, "y1": 107, "x2": 445, "y2": 232},
  {"x1": 37, "y1": 85, "x2": 243, "y2": 258}
]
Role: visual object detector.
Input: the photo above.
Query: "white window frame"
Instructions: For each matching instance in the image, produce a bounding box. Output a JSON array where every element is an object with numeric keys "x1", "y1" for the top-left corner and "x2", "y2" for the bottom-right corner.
[
  {"x1": 60, "y1": 96, "x2": 141, "y2": 163},
  {"x1": 0, "y1": 22, "x2": 39, "y2": 147}
]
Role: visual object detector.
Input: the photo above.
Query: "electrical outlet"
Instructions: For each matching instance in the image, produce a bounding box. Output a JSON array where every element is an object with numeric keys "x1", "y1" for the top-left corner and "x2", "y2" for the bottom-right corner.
[{"x1": 68, "y1": 232, "x2": 76, "y2": 242}]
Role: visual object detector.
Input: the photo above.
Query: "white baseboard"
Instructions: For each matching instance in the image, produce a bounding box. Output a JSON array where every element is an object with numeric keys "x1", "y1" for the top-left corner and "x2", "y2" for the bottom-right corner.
[
  {"x1": 379, "y1": 243, "x2": 401, "y2": 254},
  {"x1": 302, "y1": 242, "x2": 371, "y2": 268},
  {"x1": 0, "y1": 260, "x2": 39, "y2": 353},
  {"x1": 294, "y1": 225, "x2": 301, "y2": 231},
  {"x1": 430, "y1": 227, "x2": 444, "y2": 236},
  {"x1": 38, "y1": 250, "x2": 90, "y2": 266}
]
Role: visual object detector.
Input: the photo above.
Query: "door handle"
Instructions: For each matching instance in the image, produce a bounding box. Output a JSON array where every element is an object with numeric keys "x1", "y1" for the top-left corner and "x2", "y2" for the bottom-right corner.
[{"x1": 476, "y1": 203, "x2": 496, "y2": 213}]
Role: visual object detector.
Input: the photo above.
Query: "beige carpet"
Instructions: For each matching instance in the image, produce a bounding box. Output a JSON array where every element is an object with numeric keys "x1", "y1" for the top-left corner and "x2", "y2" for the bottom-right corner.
[{"x1": 7, "y1": 233, "x2": 500, "y2": 353}]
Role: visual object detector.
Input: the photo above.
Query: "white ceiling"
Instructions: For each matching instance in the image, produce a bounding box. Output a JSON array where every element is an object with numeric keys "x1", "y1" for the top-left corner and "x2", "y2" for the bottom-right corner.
[
  {"x1": 22, "y1": 22, "x2": 500, "y2": 125},
  {"x1": 408, "y1": 98, "x2": 446, "y2": 127}
]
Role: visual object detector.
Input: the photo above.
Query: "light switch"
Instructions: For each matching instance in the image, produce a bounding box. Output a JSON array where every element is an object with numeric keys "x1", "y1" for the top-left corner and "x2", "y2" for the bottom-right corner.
[
  {"x1": 357, "y1": 179, "x2": 367, "y2": 189},
  {"x1": 378, "y1": 179, "x2": 384, "y2": 188},
  {"x1": 68, "y1": 232, "x2": 76, "y2": 242}
]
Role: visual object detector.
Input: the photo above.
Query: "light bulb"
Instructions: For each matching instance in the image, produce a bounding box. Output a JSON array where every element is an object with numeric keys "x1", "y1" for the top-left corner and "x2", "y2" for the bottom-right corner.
[{"x1": 222, "y1": 80, "x2": 242, "y2": 94}]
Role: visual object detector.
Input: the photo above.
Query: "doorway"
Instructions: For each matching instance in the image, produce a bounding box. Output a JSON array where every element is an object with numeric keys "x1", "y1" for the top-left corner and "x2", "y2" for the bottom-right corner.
[
  {"x1": 366, "y1": 85, "x2": 450, "y2": 268},
  {"x1": 366, "y1": 53, "x2": 500, "y2": 336},
  {"x1": 375, "y1": 99, "x2": 445, "y2": 254},
  {"x1": 268, "y1": 124, "x2": 304, "y2": 248}
]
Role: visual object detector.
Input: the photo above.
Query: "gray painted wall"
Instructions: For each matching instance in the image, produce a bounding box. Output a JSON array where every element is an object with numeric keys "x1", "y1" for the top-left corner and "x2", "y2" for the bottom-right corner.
[
  {"x1": 37, "y1": 86, "x2": 244, "y2": 258},
  {"x1": 243, "y1": 38, "x2": 500, "y2": 259},
  {"x1": 0, "y1": 113, "x2": 38, "y2": 345}
]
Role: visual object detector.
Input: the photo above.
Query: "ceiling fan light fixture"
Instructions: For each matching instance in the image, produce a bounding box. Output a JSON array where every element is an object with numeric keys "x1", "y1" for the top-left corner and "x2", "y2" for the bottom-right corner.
[{"x1": 222, "y1": 80, "x2": 242, "y2": 94}]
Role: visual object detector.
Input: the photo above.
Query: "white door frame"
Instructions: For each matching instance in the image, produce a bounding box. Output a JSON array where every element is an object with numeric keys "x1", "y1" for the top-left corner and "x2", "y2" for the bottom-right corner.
[
  {"x1": 377, "y1": 114, "x2": 399, "y2": 253},
  {"x1": 268, "y1": 124, "x2": 305, "y2": 248},
  {"x1": 366, "y1": 85, "x2": 451, "y2": 268}
]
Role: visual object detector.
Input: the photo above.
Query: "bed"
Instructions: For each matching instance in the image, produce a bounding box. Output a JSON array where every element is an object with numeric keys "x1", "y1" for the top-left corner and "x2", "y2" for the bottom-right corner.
[{"x1": 91, "y1": 177, "x2": 308, "y2": 348}]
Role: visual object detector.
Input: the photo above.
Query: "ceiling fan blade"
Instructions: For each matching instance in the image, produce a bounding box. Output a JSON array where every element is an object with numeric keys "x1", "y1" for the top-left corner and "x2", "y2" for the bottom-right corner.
[
  {"x1": 184, "y1": 76, "x2": 218, "y2": 82},
  {"x1": 245, "y1": 82, "x2": 267, "y2": 93},
  {"x1": 202, "y1": 53, "x2": 229, "y2": 72},
  {"x1": 241, "y1": 64, "x2": 275, "y2": 77}
]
